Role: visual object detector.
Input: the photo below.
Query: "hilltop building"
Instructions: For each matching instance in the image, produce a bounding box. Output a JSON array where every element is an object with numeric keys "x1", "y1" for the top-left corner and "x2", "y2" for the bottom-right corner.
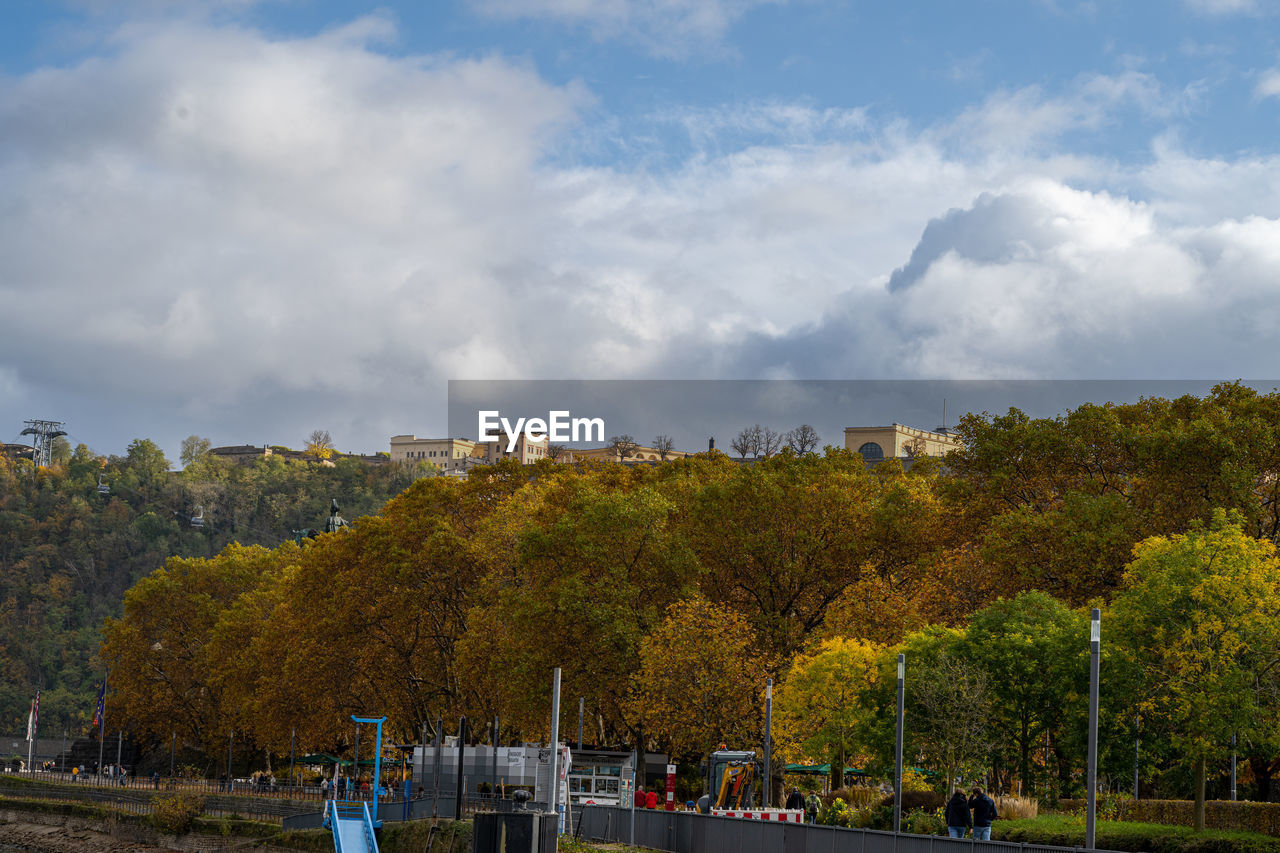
[
  {"x1": 389, "y1": 436, "x2": 481, "y2": 473},
  {"x1": 561, "y1": 444, "x2": 690, "y2": 464},
  {"x1": 208, "y1": 444, "x2": 388, "y2": 467},
  {"x1": 844, "y1": 424, "x2": 962, "y2": 462}
]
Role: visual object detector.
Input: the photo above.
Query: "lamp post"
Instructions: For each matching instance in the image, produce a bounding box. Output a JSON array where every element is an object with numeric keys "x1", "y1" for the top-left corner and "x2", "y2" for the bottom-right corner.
[
  {"x1": 549, "y1": 668, "x2": 563, "y2": 831},
  {"x1": 1133, "y1": 715, "x2": 1140, "y2": 800},
  {"x1": 1086, "y1": 609, "x2": 1100, "y2": 850},
  {"x1": 764, "y1": 678, "x2": 773, "y2": 809},
  {"x1": 455, "y1": 716, "x2": 467, "y2": 821},
  {"x1": 1231, "y1": 733, "x2": 1238, "y2": 802},
  {"x1": 227, "y1": 730, "x2": 234, "y2": 793},
  {"x1": 894, "y1": 653, "x2": 905, "y2": 834}
]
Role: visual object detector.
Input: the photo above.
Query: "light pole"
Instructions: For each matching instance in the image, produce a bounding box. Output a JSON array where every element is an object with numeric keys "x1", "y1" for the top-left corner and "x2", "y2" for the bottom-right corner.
[
  {"x1": 1133, "y1": 715, "x2": 1140, "y2": 800},
  {"x1": 764, "y1": 678, "x2": 773, "y2": 809},
  {"x1": 1231, "y1": 733, "x2": 1238, "y2": 802},
  {"x1": 1086, "y1": 609, "x2": 1100, "y2": 850},
  {"x1": 289, "y1": 728, "x2": 296, "y2": 795},
  {"x1": 228, "y1": 730, "x2": 234, "y2": 793},
  {"x1": 894, "y1": 653, "x2": 905, "y2": 834},
  {"x1": 455, "y1": 716, "x2": 467, "y2": 821},
  {"x1": 432, "y1": 717, "x2": 442, "y2": 817},
  {"x1": 549, "y1": 668, "x2": 563, "y2": 831}
]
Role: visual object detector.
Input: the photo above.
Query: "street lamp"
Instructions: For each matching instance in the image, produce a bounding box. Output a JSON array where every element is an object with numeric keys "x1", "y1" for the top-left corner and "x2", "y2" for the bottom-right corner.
[
  {"x1": 894, "y1": 653, "x2": 905, "y2": 834},
  {"x1": 1086, "y1": 609, "x2": 1100, "y2": 850}
]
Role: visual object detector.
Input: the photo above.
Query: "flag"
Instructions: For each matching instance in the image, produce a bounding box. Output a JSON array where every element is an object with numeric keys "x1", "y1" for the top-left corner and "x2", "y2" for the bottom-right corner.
[
  {"x1": 32, "y1": 690, "x2": 38, "y2": 738},
  {"x1": 26, "y1": 698, "x2": 34, "y2": 742},
  {"x1": 92, "y1": 680, "x2": 106, "y2": 730}
]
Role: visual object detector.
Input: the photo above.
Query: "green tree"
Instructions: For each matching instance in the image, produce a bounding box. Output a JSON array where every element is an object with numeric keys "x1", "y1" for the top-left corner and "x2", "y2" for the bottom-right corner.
[
  {"x1": 960, "y1": 591, "x2": 1087, "y2": 796},
  {"x1": 774, "y1": 636, "x2": 881, "y2": 789},
  {"x1": 179, "y1": 436, "x2": 212, "y2": 468},
  {"x1": 900, "y1": 627, "x2": 991, "y2": 793},
  {"x1": 1111, "y1": 511, "x2": 1280, "y2": 830}
]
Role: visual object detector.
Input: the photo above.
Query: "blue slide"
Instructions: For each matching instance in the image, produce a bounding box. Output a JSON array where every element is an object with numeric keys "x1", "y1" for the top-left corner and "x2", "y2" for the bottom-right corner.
[{"x1": 324, "y1": 800, "x2": 380, "y2": 853}]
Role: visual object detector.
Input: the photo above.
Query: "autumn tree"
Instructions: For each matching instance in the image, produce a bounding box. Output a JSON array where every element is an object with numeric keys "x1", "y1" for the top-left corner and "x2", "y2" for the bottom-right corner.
[
  {"x1": 609, "y1": 435, "x2": 638, "y2": 461},
  {"x1": 99, "y1": 544, "x2": 290, "y2": 755},
  {"x1": 774, "y1": 637, "x2": 880, "y2": 789},
  {"x1": 785, "y1": 425, "x2": 820, "y2": 455},
  {"x1": 758, "y1": 426, "x2": 782, "y2": 458},
  {"x1": 306, "y1": 430, "x2": 335, "y2": 460},
  {"x1": 629, "y1": 597, "x2": 764, "y2": 760},
  {"x1": 1111, "y1": 512, "x2": 1280, "y2": 831},
  {"x1": 685, "y1": 451, "x2": 876, "y2": 665},
  {"x1": 652, "y1": 435, "x2": 675, "y2": 460},
  {"x1": 730, "y1": 426, "x2": 758, "y2": 459},
  {"x1": 458, "y1": 469, "x2": 696, "y2": 743}
]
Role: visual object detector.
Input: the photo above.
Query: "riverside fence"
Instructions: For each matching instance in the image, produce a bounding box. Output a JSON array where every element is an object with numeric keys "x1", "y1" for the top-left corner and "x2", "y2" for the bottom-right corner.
[{"x1": 575, "y1": 805, "x2": 1123, "y2": 853}]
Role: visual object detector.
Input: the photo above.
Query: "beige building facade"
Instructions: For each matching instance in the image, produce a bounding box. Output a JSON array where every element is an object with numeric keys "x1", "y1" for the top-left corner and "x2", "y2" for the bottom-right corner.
[
  {"x1": 843, "y1": 424, "x2": 962, "y2": 462},
  {"x1": 389, "y1": 436, "x2": 481, "y2": 473},
  {"x1": 477, "y1": 432, "x2": 550, "y2": 465},
  {"x1": 562, "y1": 444, "x2": 690, "y2": 464}
]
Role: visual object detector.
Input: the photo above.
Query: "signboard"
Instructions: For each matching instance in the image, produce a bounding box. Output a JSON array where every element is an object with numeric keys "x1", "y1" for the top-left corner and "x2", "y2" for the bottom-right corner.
[{"x1": 666, "y1": 764, "x2": 676, "y2": 812}]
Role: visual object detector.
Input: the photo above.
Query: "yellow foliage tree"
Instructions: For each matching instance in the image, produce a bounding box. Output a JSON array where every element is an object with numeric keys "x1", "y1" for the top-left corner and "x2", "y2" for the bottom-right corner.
[
  {"x1": 1112, "y1": 511, "x2": 1280, "y2": 831},
  {"x1": 628, "y1": 597, "x2": 765, "y2": 760},
  {"x1": 774, "y1": 637, "x2": 881, "y2": 790}
]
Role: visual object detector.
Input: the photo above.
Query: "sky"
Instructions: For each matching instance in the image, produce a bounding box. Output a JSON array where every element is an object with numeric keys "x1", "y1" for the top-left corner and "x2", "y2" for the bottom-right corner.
[{"x1": 2, "y1": 0, "x2": 1280, "y2": 460}]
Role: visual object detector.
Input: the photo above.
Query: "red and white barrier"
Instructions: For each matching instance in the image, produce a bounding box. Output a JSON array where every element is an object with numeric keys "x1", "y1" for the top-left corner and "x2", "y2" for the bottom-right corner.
[{"x1": 712, "y1": 809, "x2": 804, "y2": 822}]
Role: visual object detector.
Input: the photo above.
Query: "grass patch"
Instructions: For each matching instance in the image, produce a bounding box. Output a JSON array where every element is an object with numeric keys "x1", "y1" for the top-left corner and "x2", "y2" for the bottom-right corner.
[
  {"x1": 0, "y1": 794, "x2": 116, "y2": 821},
  {"x1": 996, "y1": 814, "x2": 1280, "y2": 853},
  {"x1": 270, "y1": 818, "x2": 474, "y2": 853}
]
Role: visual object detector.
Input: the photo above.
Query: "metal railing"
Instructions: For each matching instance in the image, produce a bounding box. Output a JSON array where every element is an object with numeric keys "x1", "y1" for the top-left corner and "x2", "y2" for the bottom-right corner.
[{"x1": 575, "y1": 805, "x2": 1122, "y2": 853}]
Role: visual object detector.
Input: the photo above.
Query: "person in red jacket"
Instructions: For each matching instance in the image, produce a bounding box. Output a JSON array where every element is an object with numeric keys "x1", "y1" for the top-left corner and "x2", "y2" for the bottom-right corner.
[{"x1": 646, "y1": 789, "x2": 658, "y2": 809}]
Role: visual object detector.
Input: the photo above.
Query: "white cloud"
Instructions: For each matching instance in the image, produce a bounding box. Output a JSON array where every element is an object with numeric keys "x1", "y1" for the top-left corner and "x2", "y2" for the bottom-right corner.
[
  {"x1": 1256, "y1": 68, "x2": 1280, "y2": 99},
  {"x1": 1184, "y1": 0, "x2": 1260, "y2": 14},
  {"x1": 468, "y1": 0, "x2": 782, "y2": 59},
  {"x1": 4, "y1": 21, "x2": 1280, "y2": 455}
]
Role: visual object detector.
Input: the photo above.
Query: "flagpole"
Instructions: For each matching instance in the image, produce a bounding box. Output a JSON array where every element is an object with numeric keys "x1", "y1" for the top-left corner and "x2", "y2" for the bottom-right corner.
[
  {"x1": 96, "y1": 677, "x2": 107, "y2": 786},
  {"x1": 27, "y1": 693, "x2": 36, "y2": 775}
]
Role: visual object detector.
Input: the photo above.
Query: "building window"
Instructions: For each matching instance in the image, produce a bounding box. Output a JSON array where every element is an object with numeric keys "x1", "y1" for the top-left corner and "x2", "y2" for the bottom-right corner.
[{"x1": 858, "y1": 442, "x2": 885, "y2": 461}]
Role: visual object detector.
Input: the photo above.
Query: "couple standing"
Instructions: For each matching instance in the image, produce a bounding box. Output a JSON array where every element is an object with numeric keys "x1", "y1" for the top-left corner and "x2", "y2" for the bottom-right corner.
[{"x1": 944, "y1": 787, "x2": 997, "y2": 840}]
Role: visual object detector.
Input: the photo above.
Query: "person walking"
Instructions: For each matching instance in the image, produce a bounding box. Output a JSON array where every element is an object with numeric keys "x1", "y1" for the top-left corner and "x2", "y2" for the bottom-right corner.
[
  {"x1": 945, "y1": 790, "x2": 972, "y2": 838},
  {"x1": 804, "y1": 790, "x2": 821, "y2": 824},
  {"x1": 969, "y1": 786, "x2": 998, "y2": 840},
  {"x1": 645, "y1": 788, "x2": 658, "y2": 810},
  {"x1": 785, "y1": 787, "x2": 804, "y2": 811}
]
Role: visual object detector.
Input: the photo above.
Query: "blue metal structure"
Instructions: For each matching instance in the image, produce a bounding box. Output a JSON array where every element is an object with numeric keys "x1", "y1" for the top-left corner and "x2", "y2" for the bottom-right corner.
[{"x1": 321, "y1": 715, "x2": 388, "y2": 853}]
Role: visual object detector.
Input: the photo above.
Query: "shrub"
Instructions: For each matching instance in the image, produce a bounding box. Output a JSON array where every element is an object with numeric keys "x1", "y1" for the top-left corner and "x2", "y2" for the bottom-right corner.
[
  {"x1": 996, "y1": 814, "x2": 1280, "y2": 853},
  {"x1": 822, "y1": 786, "x2": 882, "y2": 809},
  {"x1": 905, "y1": 808, "x2": 946, "y2": 835},
  {"x1": 1056, "y1": 798, "x2": 1280, "y2": 838},
  {"x1": 817, "y1": 797, "x2": 853, "y2": 827},
  {"x1": 880, "y1": 789, "x2": 946, "y2": 812},
  {"x1": 995, "y1": 795, "x2": 1039, "y2": 820},
  {"x1": 150, "y1": 793, "x2": 205, "y2": 835}
]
